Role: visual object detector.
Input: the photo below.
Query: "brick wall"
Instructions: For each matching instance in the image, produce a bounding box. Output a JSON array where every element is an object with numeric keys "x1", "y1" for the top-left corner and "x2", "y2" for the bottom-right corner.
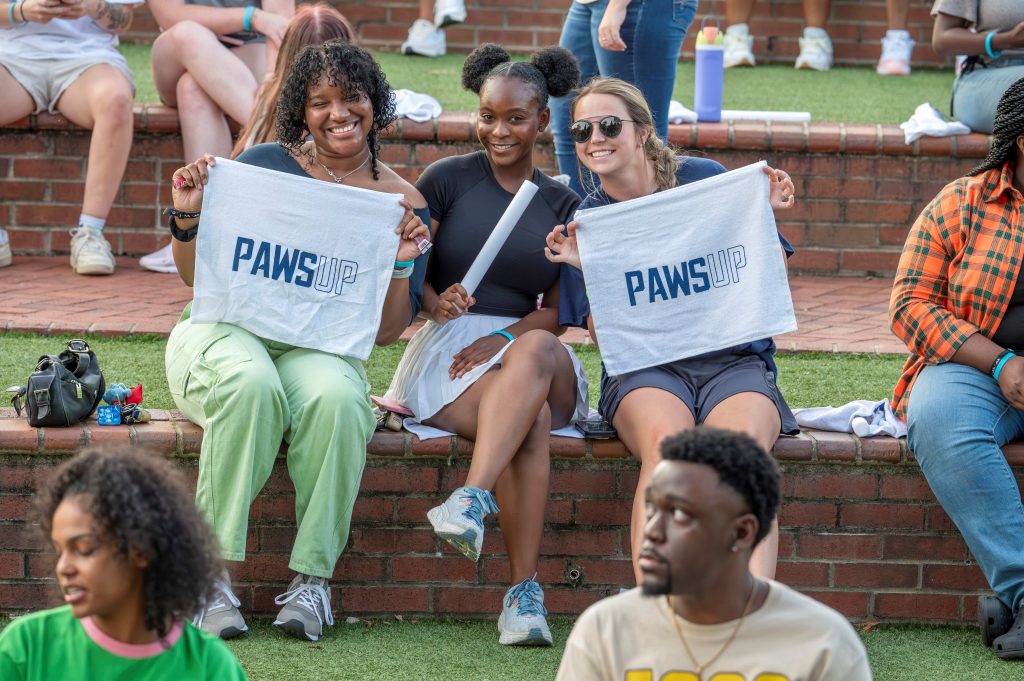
[
  {"x1": 0, "y1": 420, "x2": 1008, "y2": 623},
  {"x1": 122, "y1": 0, "x2": 948, "y2": 68},
  {"x1": 0, "y1": 109, "x2": 991, "y2": 277}
]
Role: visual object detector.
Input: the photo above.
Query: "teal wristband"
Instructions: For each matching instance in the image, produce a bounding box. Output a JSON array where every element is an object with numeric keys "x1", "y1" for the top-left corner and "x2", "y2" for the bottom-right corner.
[
  {"x1": 394, "y1": 259, "x2": 415, "y2": 269},
  {"x1": 6, "y1": 3, "x2": 14, "y2": 25},
  {"x1": 993, "y1": 351, "x2": 1015, "y2": 381},
  {"x1": 986, "y1": 31, "x2": 1003, "y2": 59},
  {"x1": 243, "y1": 5, "x2": 255, "y2": 31},
  {"x1": 489, "y1": 330, "x2": 514, "y2": 344}
]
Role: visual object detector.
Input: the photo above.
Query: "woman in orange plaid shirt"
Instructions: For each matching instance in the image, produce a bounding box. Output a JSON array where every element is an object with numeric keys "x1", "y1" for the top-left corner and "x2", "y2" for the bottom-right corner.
[{"x1": 890, "y1": 78, "x2": 1024, "y2": 660}]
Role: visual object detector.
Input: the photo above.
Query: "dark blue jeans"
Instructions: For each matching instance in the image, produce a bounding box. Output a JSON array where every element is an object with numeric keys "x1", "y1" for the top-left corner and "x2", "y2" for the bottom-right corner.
[{"x1": 549, "y1": 0, "x2": 698, "y2": 197}]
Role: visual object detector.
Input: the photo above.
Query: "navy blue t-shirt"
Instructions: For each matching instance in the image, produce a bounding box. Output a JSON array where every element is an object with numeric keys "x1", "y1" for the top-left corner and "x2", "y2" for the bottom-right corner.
[
  {"x1": 558, "y1": 156, "x2": 794, "y2": 368},
  {"x1": 235, "y1": 143, "x2": 429, "y2": 323}
]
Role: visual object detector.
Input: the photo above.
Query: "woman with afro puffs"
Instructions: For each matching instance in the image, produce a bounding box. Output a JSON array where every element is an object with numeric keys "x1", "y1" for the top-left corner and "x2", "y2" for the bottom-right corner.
[
  {"x1": 384, "y1": 43, "x2": 587, "y2": 647},
  {"x1": 0, "y1": 446, "x2": 247, "y2": 680}
]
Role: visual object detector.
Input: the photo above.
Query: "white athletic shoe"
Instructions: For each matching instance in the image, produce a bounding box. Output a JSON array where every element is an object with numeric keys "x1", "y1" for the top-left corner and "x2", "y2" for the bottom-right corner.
[
  {"x1": 402, "y1": 19, "x2": 446, "y2": 57},
  {"x1": 498, "y1": 576, "x2": 553, "y2": 646},
  {"x1": 139, "y1": 242, "x2": 178, "y2": 273},
  {"x1": 69, "y1": 226, "x2": 115, "y2": 275},
  {"x1": 795, "y1": 29, "x2": 833, "y2": 71},
  {"x1": 0, "y1": 229, "x2": 11, "y2": 268},
  {"x1": 723, "y1": 25, "x2": 756, "y2": 68},
  {"x1": 434, "y1": 0, "x2": 466, "y2": 29},
  {"x1": 876, "y1": 30, "x2": 914, "y2": 76}
]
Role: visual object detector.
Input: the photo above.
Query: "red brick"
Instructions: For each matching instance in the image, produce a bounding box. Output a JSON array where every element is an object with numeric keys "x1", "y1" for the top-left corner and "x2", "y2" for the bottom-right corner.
[
  {"x1": 779, "y1": 502, "x2": 837, "y2": 528},
  {"x1": 775, "y1": 560, "x2": 829, "y2": 586},
  {"x1": 392, "y1": 556, "x2": 478, "y2": 583},
  {"x1": 0, "y1": 420, "x2": 40, "y2": 454},
  {"x1": 544, "y1": 588, "x2": 603, "y2": 615},
  {"x1": 791, "y1": 471, "x2": 878, "y2": 499},
  {"x1": 342, "y1": 586, "x2": 430, "y2": 613},
  {"x1": 797, "y1": 533, "x2": 882, "y2": 560},
  {"x1": 841, "y1": 503, "x2": 924, "y2": 529},
  {"x1": 359, "y1": 466, "x2": 439, "y2": 492},
  {"x1": 434, "y1": 586, "x2": 505, "y2": 613},
  {"x1": 922, "y1": 563, "x2": 988, "y2": 590},
  {"x1": 880, "y1": 474, "x2": 934, "y2": 501},
  {"x1": 0, "y1": 552, "x2": 24, "y2": 578},
  {"x1": 802, "y1": 589, "x2": 870, "y2": 618},
  {"x1": 835, "y1": 562, "x2": 918, "y2": 588},
  {"x1": 874, "y1": 593, "x2": 959, "y2": 620},
  {"x1": 883, "y1": 534, "x2": 967, "y2": 561},
  {"x1": 574, "y1": 499, "x2": 631, "y2": 525},
  {"x1": 348, "y1": 528, "x2": 437, "y2": 554},
  {"x1": 332, "y1": 556, "x2": 387, "y2": 582},
  {"x1": 539, "y1": 529, "x2": 619, "y2": 556},
  {"x1": 0, "y1": 581, "x2": 60, "y2": 609},
  {"x1": 13, "y1": 159, "x2": 81, "y2": 179},
  {"x1": 350, "y1": 496, "x2": 393, "y2": 523},
  {"x1": 550, "y1": 469, "x2": 616, "y2": 495}
]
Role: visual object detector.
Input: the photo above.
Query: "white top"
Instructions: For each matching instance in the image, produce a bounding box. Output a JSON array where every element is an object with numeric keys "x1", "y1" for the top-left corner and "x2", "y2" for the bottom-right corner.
[
  {"x1": 557, "y1": 582, "x2": 873, "y2": 681},
  {"x1": 0, "y1": 0, "x2": 140, "y2": 62}
]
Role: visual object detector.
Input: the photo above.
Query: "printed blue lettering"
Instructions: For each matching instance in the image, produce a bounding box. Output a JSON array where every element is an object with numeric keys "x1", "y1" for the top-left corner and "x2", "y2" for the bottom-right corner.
[
  {"x1": 647, "y1": 267, "x2": 668, "y2": 303},
  {"x1": 250, "y1": 241, "x2": 271, "y2": 277},
  {"x1": 336, "y1": 260, "x2": 358, "y2": 293},
  {"x1": 232, "y1": 237, "x2": 254, "y2": 272},
  {"x1": 271, "y1": 245, "x2": 300, "y2": 283},
  {"x1": 295, "y1": 251, "x2": 317, "y2": 288},
  {"x1": 625, "y1": 271, "x2": 644, "y2": 307},
  {"x1": 707, "y1": 249, "x2": 730, "y2": 288},
  {"x1": 728, "y1": 246, "x2": 747, "y2": 283},
  {"x1": 662, "y1": 264, "x2": 690, "y2": 298},
  {"x1": 690, "y1": 258, "x2": 710, "y2": 292},
  {"x1": 314, "y1": 255, "x2": 339, "y2": 293}
]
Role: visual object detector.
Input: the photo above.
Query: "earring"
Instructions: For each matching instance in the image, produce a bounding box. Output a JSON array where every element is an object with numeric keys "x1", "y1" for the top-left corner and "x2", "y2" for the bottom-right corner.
[{"x1": 731, "y1": 545, "x2": 738, "y2": 553}]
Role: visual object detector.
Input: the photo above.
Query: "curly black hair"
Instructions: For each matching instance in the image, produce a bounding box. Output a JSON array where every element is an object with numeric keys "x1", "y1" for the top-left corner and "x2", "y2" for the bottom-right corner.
[
  {"x1": 39, "y1": 447, "x2": 222, "y2": 639},
  {"x1": 970, "y1": 76, "x2": 1024, "y2": 176},
  {"x1": 276, "y1": 39, "x2": 397, "y2": 180},
  {"x1": 461, "y1": 44, "x2": 580, "y2": 111},
  {"x1": 659, "y1": 427, "x2": 780, "y2": 547}
]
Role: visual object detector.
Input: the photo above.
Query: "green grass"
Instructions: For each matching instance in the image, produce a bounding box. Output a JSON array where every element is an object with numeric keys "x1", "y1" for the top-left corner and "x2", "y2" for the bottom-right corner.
[
  {"x1": 1, "y1": 615, "x2": 1023, "y2": 680},
  {"x1": 117, "y1": 44, "x2": 953, "y2": 125},
  {"x1": 0, "y1": 332, "x2": 906, "y2": 411}
]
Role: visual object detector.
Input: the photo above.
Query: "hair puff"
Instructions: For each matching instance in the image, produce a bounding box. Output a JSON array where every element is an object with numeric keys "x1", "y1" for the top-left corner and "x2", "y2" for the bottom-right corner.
[
  {"x1": 531, "y1": 46, "x2": 580, "y2": 99},
  {"x1": 461, "y1": 43, "x2": 512, "y2": 94}
]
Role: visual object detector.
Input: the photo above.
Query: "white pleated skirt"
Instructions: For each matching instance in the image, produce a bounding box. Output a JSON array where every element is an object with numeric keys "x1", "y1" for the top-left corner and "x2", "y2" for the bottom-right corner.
[{"x1": 384, "y1": 313, "x2": 589, "y2": 426}]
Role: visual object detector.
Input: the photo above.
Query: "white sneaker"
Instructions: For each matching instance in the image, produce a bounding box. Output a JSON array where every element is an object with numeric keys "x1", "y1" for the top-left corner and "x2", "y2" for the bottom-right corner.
[
  {"x1": 795, "y1": 29, "x2": 833, "y2": 71},
  {"x1": 402, "y1": 19, "x2": 446, "y2": 57},
  {"x1": 876, "y1": 30, "x2": 914, "y2": 76},
  {"x1": 69, "y1": 226, "x2": 115, "y2": 275},
  {"x1": 498, "y1": 576, "x2": 553, "y2": 646},
  {"x1": 193, "y1": 577, "x2": 248, "y2": 640},
  {"x1": 139, "y1": 242, "x2": 178, "y2": 273},
  {"x1": 0, "y1": 229, "x2": 11, "y2": 268},
  {"x1": 434, "y1": 0, "x2": 466, "y2": 29},
  {"x1": 724, "y1": 25, "x2": 756, "y2": 68}
]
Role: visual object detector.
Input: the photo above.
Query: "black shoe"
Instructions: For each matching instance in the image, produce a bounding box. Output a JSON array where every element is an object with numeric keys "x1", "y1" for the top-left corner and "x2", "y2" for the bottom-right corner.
[
  {"x1": 993, "y1": 602, "x2": 1024, "y2": 660},
  {"x1": 980, "y1": 595, "x2": 1013, "y2": 647}
]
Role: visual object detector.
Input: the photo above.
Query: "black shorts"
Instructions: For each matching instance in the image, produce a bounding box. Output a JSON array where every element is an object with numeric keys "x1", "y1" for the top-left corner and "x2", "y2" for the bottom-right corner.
[{"x1": 598, "y1": 352, "x2": 799, "y2": 434}]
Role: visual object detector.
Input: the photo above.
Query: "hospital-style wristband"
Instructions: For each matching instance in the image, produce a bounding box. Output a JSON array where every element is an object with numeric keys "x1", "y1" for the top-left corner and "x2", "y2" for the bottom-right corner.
[
  {"x1": 392, "y1": 259, "x2": 414, "y2": 279},
  {"x1": 243, "y1": 5, "x2": 255, "y2": 31},
  {"x1": 992, "y1": 349, "x2": 1016, "y2": 381},
  {"x1": 489, "y1": 330, "x2": 515, "y2": 344},
  {"x1": 985, "y1": 31, "x2": 1003, "y2": 60}
]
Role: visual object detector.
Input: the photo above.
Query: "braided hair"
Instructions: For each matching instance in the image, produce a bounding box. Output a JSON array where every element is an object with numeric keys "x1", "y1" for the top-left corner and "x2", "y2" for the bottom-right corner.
[
  {"x1": 969, "y1": 76, "x2": 1024, "y2": 176},
  {"x1": 276, "y1": 40, "x2": 396, "y2": 180},
  {"x1": 461, "y1": 43, "x2": 580, "y2": 111}
]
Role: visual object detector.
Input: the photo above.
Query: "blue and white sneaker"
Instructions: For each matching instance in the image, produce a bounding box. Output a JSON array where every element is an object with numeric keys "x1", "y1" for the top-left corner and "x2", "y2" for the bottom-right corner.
[
  {"x1": 498, "y1": 575, "x2": 552, "y2": 646},
  {"x1": 427, "y1": 486, "x2": 498, "y2": 562}
]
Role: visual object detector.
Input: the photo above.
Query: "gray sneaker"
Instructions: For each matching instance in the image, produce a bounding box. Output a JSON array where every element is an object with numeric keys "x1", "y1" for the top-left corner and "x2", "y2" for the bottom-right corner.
[
  {"x1": 193, "y1": 577, "x2": 248, "y2": 639},
  {"x1": 273, "y1": 573, "x2": 334, "y2": 641}
]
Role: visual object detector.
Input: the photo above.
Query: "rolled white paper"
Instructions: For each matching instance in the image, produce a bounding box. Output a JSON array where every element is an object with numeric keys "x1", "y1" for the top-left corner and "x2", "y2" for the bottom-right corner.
[
  {"x1": 721, "y1": 109, "x2": 812, "y2": 122},
  {"x1": 460, "y1": 180, "x2": 539, "y2": 297}
]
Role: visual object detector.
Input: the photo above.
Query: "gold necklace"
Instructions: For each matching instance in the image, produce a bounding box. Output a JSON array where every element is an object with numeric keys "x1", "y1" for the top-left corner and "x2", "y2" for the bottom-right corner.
[
  {"x1": 665, "y1": 578, "x2": 759, "y2": 680},
  {"x1": 312, "y1": 146, "x2": 370, "y2": 184}
]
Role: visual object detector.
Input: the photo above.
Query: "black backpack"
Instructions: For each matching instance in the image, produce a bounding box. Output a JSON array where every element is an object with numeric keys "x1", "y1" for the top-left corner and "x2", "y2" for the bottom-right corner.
[{"x1": 7, "y1": 339, "x2": 106, "y2": 427}]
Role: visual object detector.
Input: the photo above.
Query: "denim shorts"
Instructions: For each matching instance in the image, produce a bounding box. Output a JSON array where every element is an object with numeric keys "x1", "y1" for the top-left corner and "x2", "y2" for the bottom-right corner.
[{"x1": 599, "y1": 351, "x2": 799, "y2": 434}]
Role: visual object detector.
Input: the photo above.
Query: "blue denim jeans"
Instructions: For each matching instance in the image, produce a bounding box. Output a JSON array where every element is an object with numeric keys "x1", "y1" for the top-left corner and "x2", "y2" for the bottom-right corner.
[
  {"x1": 549, "y1": 0, "x2": 698, "y2": 197},
  {"x1": 907, "y1": 362, "x2": 1024, "y2": 614},
  {"x1": 952, "y1": 57, "x2": 1024, "y2": 134}
]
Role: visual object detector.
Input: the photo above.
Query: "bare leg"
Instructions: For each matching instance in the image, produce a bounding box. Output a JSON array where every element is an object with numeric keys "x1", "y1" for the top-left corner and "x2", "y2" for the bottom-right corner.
[
  {"x1": 704, "y1": 392, "x2": 782, "y2": 579},
  {"x1": 802, "y1": 0, "x2": 831, "y2": 29},
  {"x1": 610, "y1": 388, "x2": 696, "y2": 584},
  {"x1": 55, "y1": 64, "x2": 134, "y2": 220},
  {"x1": 0, "y1": 66, "x2": 35, "y2": 125},
  {"x1": 418, "y1": 0, "x2": 431, "y2": 21},
  {"x1": 885, "y1": 0, "x2": 910, "y2": 30},
  {"x1": 726, "y1": 0, "x2": 758, "y2": 25}
]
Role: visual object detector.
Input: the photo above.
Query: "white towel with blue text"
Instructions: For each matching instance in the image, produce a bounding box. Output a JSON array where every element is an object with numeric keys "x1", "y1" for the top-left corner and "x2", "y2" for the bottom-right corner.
[
  {"x1": 574, "y1": 161, "x2": 797, "y2": 376},
  {"x1": 190, "y1": 157, "x2": 403, "y2": 360}
]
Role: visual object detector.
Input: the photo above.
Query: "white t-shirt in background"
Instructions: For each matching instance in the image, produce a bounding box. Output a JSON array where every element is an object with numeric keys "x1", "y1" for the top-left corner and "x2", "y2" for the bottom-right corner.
[{"x1": 0, "y1": 0, "x2": 140, "y2": 62}]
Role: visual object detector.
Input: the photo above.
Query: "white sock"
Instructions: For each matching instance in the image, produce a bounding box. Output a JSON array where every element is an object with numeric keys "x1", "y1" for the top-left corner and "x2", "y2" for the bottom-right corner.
[
  {"x1": 803, "y1": 26, "x2": 829, "y2": 41},
  {"x1": 79, "y1": 214, "x2": 105, "y2": 231},
  {"x1": 726, "y1": 22, "x2": 749, "y2": 36},
  {"x1": 886, "y1": 29, "x2": 911, "y2": 40}
]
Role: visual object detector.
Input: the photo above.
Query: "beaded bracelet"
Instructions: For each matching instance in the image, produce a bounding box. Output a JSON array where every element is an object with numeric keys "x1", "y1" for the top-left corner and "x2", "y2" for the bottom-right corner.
[
  {"x1": 985, "y1": 31, "x2": 1003, "y2": 60},
  {"x1": 243, "y1": 5, "x2": 255, "y2": 31},
  {"x1": 489, "y1": 330, "x2": 514, "y2": 343}
]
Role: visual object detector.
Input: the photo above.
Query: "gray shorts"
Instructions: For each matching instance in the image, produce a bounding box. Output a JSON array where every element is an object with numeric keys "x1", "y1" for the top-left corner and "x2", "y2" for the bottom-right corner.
[
  {"x1": 599, "y1": 352, "x2": 799, "y2": 435},
  {"x1": 0, "y1": 55, "x2": 135, "y2": 114}
]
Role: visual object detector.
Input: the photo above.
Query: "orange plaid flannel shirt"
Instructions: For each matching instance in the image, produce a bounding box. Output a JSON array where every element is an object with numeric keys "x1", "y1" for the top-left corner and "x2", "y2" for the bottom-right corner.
[{"x1": 890, "y1": 161, "x2": 1024, "y2": 419}]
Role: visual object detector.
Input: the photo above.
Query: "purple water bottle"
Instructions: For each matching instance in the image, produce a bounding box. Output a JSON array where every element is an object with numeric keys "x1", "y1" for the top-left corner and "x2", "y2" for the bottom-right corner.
[{"x1": 694, "y1": 17, "x2": 724, "y2": 122}]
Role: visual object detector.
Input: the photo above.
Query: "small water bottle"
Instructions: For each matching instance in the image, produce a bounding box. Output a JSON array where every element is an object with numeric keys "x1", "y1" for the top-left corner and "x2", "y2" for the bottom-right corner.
[{"x1": 694, "y1": 17, "x2": 725, "y2": 122}]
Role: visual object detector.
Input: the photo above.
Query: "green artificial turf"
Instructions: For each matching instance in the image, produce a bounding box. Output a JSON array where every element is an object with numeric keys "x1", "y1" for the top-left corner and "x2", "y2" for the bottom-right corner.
[
  {"x1": 0, "y1": 332, "x2": 906, "y2": 412},
  {"x1": 118, "y1": 44, "x2": 952, "y2": 125}
]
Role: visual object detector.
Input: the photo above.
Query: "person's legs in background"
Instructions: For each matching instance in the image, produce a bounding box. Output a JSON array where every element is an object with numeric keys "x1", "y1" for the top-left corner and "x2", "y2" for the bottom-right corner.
[
  {"x1": 55, "y1": 63, "x2": 135, "y2": 276},
  {"x1": 951, "y1": 62, "x2": 1024, "y2": 134},
  {"x1": 402, "y1": 0, "x2": 466, "y2": 58},
  {"x1": 795, "y1": 0, "x2": 832, "y2": 71},
  {"x1": 877, "y1": 0, "x2": 914, "y2": 75},
  {"x1": 723, "y1": 0, "x2": 758, "y2": 68},
  {"x1": 0, "y1": 63, "x2": 36, "y2": 268},
  {"x1": 631, "y1": 0, "x2": 697, "y2": 143}
]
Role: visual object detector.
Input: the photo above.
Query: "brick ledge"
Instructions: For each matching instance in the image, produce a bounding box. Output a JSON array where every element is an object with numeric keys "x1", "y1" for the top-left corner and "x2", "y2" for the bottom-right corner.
[{"x1": 3, "y1": 108, "x2": 992, "y2": 158}]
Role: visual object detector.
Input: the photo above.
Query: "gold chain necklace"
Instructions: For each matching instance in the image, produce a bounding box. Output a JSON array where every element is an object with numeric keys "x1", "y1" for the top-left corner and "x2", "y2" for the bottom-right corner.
[
  {"x1": 665, "y1": 579, "x2": 759, "y2": 680},
  {"x1": 312, "y1": 146, "x2": 370, "y2": 184}
]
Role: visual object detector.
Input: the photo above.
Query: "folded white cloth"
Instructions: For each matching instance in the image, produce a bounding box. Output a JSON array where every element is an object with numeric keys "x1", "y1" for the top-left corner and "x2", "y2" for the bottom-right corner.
[
  {"x1": 402, "y1": 410, "x2": 600, "y2": 442},
  {"x1": 394, "y1": 89, "x2": 442, "y2": 122},
  {"x1": 668, "y1": 100, "x2": 699, "y2": 124},
  {"x1": 793, "y1": 399, "x2": 907, "y2": 438},
  {"x1": 668, "y1": 101, "x2": 811, "y2": 124},
  {"x1": 900, "y1": 102, "x2": 971, "y2": 144}
]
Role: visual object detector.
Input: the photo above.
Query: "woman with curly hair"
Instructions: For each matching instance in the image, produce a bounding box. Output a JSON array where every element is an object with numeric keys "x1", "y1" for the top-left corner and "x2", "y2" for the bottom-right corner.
[
  {"x1": 0, "y1": 447, "x2": 246, "y2": 679},
  {"x1": 890, "y1": 78, "x2": 1024, "y2": 659},
  {"x1": 545, "y1": 77, "x2": 798, "y2": 585},
  {"x1": 165, "y1": 40, "x2": 430, "y2": 642},
  {"x1": 383, "y1": 43, "x2": 586, "y2": 647}
]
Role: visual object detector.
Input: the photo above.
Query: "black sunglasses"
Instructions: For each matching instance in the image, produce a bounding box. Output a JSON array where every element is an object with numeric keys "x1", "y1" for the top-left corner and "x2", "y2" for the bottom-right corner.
[{"x1": 569, "y1": 115, "x2": 635, "y2": 143}]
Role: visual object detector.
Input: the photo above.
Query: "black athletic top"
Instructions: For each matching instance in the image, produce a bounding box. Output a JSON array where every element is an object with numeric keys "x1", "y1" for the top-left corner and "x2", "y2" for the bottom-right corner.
[
  {"x1": 235, "y1": 143, "x2": 429, "y2": 323},
  {"x1": 417, "y1": 150, "x2": 580, "y2": 318}
]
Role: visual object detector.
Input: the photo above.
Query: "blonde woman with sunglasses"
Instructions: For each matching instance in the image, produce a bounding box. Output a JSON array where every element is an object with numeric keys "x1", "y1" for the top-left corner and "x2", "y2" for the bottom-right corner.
[{"x1": 545, "y1": 77, "x2": 798, "y2": 584}]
